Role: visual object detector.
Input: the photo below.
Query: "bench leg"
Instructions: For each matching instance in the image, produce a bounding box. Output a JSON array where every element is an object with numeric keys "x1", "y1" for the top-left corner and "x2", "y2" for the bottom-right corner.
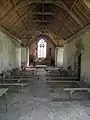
[
  {"x1": 38, "y1": 75, "x2": 39, "y2": 80},
  {"x1": 4, "y1": 92, "x2": 7, "y2": 112},
  {"x1": 68, "y1": 92, "x2": 72, "y2": 101},
  {"x1": 69, "y1": 90, "x2": 75, "y2": 101},
  {"x1": 21, "y1": 85, "x2": 24, "y2": 92}
]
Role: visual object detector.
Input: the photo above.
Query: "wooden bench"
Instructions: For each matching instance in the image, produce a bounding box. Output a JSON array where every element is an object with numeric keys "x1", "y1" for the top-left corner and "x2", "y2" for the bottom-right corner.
[
  {"x1": 0, "y1": 83, "x2": 28, "y2": 92},
  {"x1": 64, "y1": 87, "x2": 90, "y2": 100},
  {"x1": 0, "y1": 88, "x2": 8, "y2": 112},
  {"x1": 2, "y1": 78, "x2": 22, "y2": 83},
  {"x1": 46, "y1": 76, "x2": 78, "y2": 80},
  {"x1": 8, "y1": 74, "x2": 39, "y2": 81},
  {"x1": 44, "y1": 80, "x2": 79, "y2": 83},
  {"x1": 22, "y1": 75, "x2": 38, "y2": 77}
]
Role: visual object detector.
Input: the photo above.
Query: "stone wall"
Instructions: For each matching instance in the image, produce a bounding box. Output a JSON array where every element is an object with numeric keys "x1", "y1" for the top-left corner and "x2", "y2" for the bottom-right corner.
[
  {"x1": 0, "y1": 31, "x2": 21, "y2": 73},
  {"x1": 63, "y1": 25, "x2": 90, "y2": 83}
]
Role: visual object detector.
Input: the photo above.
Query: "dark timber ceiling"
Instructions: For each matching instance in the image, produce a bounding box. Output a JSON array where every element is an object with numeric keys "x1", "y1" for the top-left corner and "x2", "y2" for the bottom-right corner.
[{"x1": 0, "y1": 0, "x2": 90, "y2": 46}]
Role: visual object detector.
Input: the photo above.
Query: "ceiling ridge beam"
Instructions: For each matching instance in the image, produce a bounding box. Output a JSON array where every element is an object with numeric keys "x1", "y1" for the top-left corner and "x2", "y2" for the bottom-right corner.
[
  {"x1": 26, "y1": 0, "x2": 54, "y2": 3},
  {"x1": 28, "y1": 20, "x2": 49, "y2": 23},
  {"x1": 30, "y1": 12, "x2": 56, "y2": 15}
]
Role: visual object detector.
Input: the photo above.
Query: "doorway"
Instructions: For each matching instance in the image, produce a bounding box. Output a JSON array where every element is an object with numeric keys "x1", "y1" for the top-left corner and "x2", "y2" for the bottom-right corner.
[
  {"x1": 74, "y1": 52, "x2": 82, "y2": 80},
  {"x1": 78, "y1": 53, "x2": 82, "y2": 80}
]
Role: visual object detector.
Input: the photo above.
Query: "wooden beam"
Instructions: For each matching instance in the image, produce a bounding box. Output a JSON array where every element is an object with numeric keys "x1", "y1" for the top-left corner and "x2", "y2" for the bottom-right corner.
[
  {"x1": 83, "y1": 0, "x2": 90, "y2": 9},
  {"x1": 9, "y1": 5, "x2": 36, "y2": 32},
  {"x1": 20, "y1": 24, "x2": 38, "y2": 38},
  {"x1": 53, "y1": 0, "x2": 82, "y2": 37},
  {"x1": 30, "y1": 12, "x2": 55, "y2": 15},
  {"x1": 10, "y1": 0, "x2": 27, "y2": 31},
  {"x1": 27, "y1": 20, "x2": 50, "y2": 23},
  {"x1": 43, "y1": 24, "x2": 62, "y2": 40},
  {"x1": 0, "y1": 0, "x2": 31, "y2": 23},
  {"x1": 55, "y1": 0, "x2": 84, "y2": 27},
  {"x1": 65, "y1": 24, "x2": 90, "y2": 43},
  {"x1": 26, "y1": 0, "x2": 54, "y2": 3},
  {"x1": 0, "y1": 25, "x2": 22, "y2": 43},
  {"x1": 64, "y1": 23, "x2": 75, "y2": 34},
  {"x1": 28, "y1": 34, "x2": 36, "y2": 46}
]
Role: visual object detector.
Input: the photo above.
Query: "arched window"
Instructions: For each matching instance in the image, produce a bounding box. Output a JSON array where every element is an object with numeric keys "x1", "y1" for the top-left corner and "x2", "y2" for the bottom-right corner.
[{"x1": 38, "y1": 39, "x2": 47, "y2": 58}]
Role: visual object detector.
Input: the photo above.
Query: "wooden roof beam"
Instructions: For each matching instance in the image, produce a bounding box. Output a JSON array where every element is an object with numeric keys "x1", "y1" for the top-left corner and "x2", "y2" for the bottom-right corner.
[
  {"x1": 27, "y1": 20, "x2": 50, "y2": 23},
  {"x1": 26, "y1": 24, "x2": 58, "y2": 46},
  {"x1": 0, "y1": 0, "x2": 31, "y2": 23},
  {"x1": 46, "y1": 24, "x2": 62, "y2": 38},
  {"x1": 64, "y1": 24, "x2": 75, "y2": 34},
  {"x1": 0, "y1": 25, "x2": 22, "y2": 43},
  {"x1": 27, "y1": 0, "x2": 54, "y2": 4},
  {"x1": 10, "y1": 0, "x2": 28, "y2": 31},
  {"x1": 30, "y1": 12, "x2": 55, "y2": 15},
  {"x1": 9, "y1": 5, "x2": 37, "y2": 32},
  {"x1": 55, "y1": 0, "x2": 84, "y2": 27},
  {"x1": 83, "y1": 0, "x2": 90, "y2": 9},
  {"x1": 27, "y1": 34, "x2": 36, "y2": 46},
  {"x1": 40, "y1": 26, "x2": 60, "y2": 46},
  {"x1": 20, "y1": 24, "x2": 39, "y2": 38}
]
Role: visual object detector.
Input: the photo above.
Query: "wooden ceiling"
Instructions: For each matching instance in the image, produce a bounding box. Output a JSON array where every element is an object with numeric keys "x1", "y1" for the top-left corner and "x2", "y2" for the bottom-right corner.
[{"x1": 0, "y1": 0, "x2": 90, "y2": 46}]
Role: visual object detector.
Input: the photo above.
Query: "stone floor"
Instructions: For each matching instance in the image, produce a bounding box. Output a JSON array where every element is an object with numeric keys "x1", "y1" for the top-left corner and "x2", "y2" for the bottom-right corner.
[{"x1": 0, "y1": 68, "x2": 90, "y2": 120}]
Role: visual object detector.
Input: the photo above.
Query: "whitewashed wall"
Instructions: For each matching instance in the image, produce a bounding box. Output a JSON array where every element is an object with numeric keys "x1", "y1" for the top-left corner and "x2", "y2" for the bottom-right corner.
[
  {"x1": 63, "y1": 26, "x2": 90, "y2": 83},
  {"x1": 55, "y1": 47, "x2": 63, "y2": 67},
  {"x1": 63, "y1": 40, "x2": 76, "y2": 69},
  {"x1": 0, "y1": 31, "x2": 21, "y2": 73},
  {"x1": 21, "y1": 46, "x2": 29, "y2": 66},
  {"x1": 16, "y1": 47, "x2": 21, "y2": 68}
]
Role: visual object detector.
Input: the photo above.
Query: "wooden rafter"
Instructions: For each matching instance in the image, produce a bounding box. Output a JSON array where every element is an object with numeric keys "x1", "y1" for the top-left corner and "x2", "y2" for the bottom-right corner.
[
  {"x1": 19, "y1": 23, "x2": 39, "y2": 38},
  {"x1": 0, "y1": 0, "x2": 31, "y2": 23},
  {"x1": 55, "y1": 0, "x2": 84, "y2": 27},
  {"x1": 25, "y1": 0, "x2": 54, "y2": 4},
  {"x1": 9, "y1": 5, "x2": 37, "y2": 32},
  {"x1": 28, "y1": 12, "x2": 55, "y2": 15},
  {"x1": 54, "y1": 0, "x2": 82, "y2": 36},
  {"x1": 26, "y1": 20, "x2": 50, "y2": 23},
  {"x1": 0, "y1": 0, "x2": 89, "y2": 46},
  {"x1": 10, "y1": 0, "x2": 27, "y2": 30},
  {"x1": 0, "y1": 25, "x2": 22, "y2": 43}
]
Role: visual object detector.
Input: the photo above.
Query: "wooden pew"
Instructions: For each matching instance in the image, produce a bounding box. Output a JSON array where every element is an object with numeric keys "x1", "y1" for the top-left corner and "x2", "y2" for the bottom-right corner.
[
  {"x1": 2, "y1": 78, "x2": 22, "y2": 83},
  {"x1": 0, "y1": 88, "x2": 8, "y2": 112},
  {"x1": 44, "y1": 80, "x2": 79, "y2": 83},
  {"x1": 0, "y1": 83, "x2": 28, "y2": 92},
  {"x1": 64, "y1": 87, "x2": 90, "y2": 100},
  {"x1": 46, "y1": 76, "x2": 78, "y2": 81}
]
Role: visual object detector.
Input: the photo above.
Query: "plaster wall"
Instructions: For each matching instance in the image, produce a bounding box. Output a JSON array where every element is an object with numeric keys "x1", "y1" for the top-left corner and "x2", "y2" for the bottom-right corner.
[
  {"x1": 46, "y1": 40, "x2": 55, "y2": 59},
  {"x1": 0, "y1": 31, "x2": 21, "y2": 73},
  {"x1": 63, "y1": 27, "x2": 90, "y2": 83},
  {"x1": 55, "y1": 47, "x2": 64, "y2": 67},
  {"x1": 21, "y1": 46, "x2": 29, "y2": 66}
]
